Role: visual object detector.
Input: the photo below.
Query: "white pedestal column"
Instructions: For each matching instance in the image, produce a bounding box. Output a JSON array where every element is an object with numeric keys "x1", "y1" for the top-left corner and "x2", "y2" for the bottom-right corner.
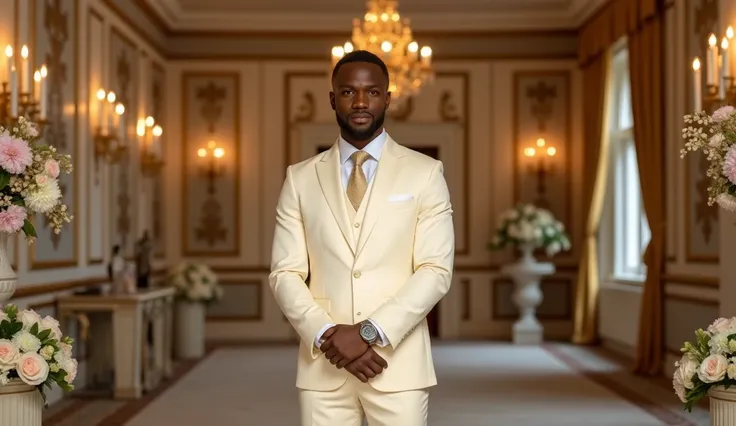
[
  {"x1": 501, "y1": 247, "x2": 555, "y2": 345},
  {"x1": 709, "y1": 386, "x2": 736, "y2": 426},
  {"x1": 720, "y1": 210, "x2": 736, "y2": 318},
  {"x1": 175, "y1": 300, "x2": 206, "y2": 359},
  {"x1": 0, "y1": 379, "x2": 43, "y2": 426}
]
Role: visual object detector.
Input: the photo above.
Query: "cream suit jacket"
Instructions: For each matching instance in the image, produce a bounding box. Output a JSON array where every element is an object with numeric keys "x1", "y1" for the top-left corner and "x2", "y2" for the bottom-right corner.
[{"x1": 269, "y1": 135, "x2": 455, "y2": 393}]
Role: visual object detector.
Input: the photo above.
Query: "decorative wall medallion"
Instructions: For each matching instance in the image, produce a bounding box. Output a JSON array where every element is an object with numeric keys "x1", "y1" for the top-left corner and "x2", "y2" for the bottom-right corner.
[
  {"x1": 526, "y1": 80, "x2": 557, "y2": 132},
  {"x1": 293, "y1": 91, "x2": 315, "y2": 123},
  {"x1": 196, "y1": 81, "x2": 226, "y2": 133},
  {"x1": 439, "y1": 91, "x2": 461, "y2": 122}
]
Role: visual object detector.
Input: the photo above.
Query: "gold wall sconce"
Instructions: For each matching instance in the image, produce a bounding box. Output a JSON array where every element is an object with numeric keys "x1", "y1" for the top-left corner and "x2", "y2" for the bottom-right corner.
[
  {"x1": 523, "y1": 137, "x2": 557, "y2": 206},
  {"x1": 0, "y1": 44, "x2": 49, "y2": 134},
  {"x1": 197, "y1": 140, "x2": 225, "y2": 193},
  {"x1": 692, "y1": 27, "x2": 736, "y2": 112},
  {"x1": 137, "y1": 116, "x2": 164, "y2": 177},
  {"x1": 93, "y1": 88, "x2": 127, "y2": 166}
]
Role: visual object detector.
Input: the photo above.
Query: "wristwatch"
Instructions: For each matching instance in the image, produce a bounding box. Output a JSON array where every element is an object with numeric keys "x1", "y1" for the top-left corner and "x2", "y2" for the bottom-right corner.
[{"x1": 359, "y1": 320, "x2": 379, "y2": 345}]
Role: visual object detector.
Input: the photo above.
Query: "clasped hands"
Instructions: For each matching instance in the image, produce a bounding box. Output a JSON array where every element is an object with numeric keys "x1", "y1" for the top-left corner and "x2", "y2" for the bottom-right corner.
[{"x1": 320, "y1": 324, "x2": 388, "y2": 383}]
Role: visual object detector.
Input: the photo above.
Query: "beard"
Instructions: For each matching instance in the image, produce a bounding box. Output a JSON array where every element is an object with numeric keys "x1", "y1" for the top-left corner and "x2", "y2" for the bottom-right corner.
[{"x1": 336, "y1": 111, "x2": 385, "y2": 142}]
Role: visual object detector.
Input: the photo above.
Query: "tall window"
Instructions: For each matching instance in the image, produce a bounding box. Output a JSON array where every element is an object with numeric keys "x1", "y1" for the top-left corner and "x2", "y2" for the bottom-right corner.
[{"x1": 608, "y1": 45, "x2": 651, "y2": 282}]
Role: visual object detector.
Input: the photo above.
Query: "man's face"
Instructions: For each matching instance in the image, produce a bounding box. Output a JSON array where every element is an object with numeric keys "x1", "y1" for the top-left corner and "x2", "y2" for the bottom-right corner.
[{"x1": 330, "y1": 62, "x2": 390, "y2": 143}]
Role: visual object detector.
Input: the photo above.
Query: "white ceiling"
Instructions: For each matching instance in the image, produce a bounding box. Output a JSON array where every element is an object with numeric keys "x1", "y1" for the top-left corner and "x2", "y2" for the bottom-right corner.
[{"x1": 144, "y1": 0, "x2": 607, "y2": 32}]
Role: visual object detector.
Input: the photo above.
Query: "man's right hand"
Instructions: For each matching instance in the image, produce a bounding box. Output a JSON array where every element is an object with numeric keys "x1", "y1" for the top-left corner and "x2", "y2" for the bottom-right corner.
[{"x1": 344, "y1": 347, "x2": 388, "y2": 383}]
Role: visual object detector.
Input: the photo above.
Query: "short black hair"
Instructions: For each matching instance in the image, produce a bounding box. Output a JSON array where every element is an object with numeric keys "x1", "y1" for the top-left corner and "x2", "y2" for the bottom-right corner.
[{"x1": 331, "y1": 50, "x2": 390, "y2": 86}]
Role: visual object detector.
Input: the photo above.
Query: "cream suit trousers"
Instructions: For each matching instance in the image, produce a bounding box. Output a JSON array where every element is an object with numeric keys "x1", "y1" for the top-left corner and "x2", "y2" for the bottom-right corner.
[{"x1": 299, "y1": 374, "x2": 429, "y2": 426}]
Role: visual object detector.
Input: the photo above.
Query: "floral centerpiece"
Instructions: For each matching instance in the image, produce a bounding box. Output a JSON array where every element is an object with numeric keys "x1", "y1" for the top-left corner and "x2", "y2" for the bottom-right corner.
[
  {"x1": 0, "y1": 116, "x2": 73, "y2": 238},
  {"x1": 672, "y1": 317, "x2": 736, "y2": 412},
  {"x1": 0, "y1": 304, "x2": 77, "y2": 402},
  {"x1": 166, "y1": 262, "x2": 223, "y2": 305},
  {"x1": 488, "y1": 203, "x2": 571, "y2": 257},
  {"x1": 681, "y1": 105, "x2": 736, "y2": 211}
]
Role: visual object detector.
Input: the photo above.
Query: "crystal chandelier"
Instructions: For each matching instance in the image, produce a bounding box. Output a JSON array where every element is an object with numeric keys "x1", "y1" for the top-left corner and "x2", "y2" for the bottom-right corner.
[{"x1": 331, "y1": 0, "x2": 434, "y2": 107}]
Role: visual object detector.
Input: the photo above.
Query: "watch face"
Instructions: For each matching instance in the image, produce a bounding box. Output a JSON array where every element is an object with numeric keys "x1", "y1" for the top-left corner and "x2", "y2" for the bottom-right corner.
[{"x1": 360, "y1": 323, "x2": 378, "y2": 342}]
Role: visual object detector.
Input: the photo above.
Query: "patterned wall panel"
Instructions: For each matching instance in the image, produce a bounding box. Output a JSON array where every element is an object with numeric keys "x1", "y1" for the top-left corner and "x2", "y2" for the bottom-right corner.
[
  {"x1": 29, "y1": 0, "x2": 78, "y2": 269},
  {"x1": 685, "y1": 0, "x2": 719, "y2": 263},
  {"x1": 151, "y1": 61, "x2": 165, "y2": 258},
  {"x1": 86, "y1": 8, "x2": 104, "y2": 265},
  {"x1": 513, "y1": 71, "x2": 572, "y2": 255},
  {"x1": 109, "y1": 27, "x2": 138, "y2": 257},
  {"x1": 182, "y1": 72, "x2": 240, "y2": 256},
  {"x1": 206, "y1": 280, "x2": 262, "y2": 320}
]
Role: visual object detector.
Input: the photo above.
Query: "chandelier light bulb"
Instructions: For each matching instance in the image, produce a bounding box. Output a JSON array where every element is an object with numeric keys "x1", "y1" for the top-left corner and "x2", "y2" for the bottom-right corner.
[
  {"x1": 420, "y1": 46, "x2": 432, "y2": 57},
  {"x1": 197, "y1": 148, "x2": 207, "y2": 157},
  {"x1": 40, "y1": 65, "x2": 47, "y2": 77},
  {"x1": 4, "y1": 45, "x2": 12, "y2": 58},
  {"x1": 115, "y1": 103, "x2": 125, "y2": 115},
  {"x1": 96, "y1": 89, "x2": 106, "y2": 100},
  {"x1": 332, "y1": 46, "x2": 345, "y2": 58},
  {"x1": 408, "y1": 41, "x2": 418, "y2": 52},
  {"x1": 381, "y1": 13, "x2": 389, "y2": 21},
  {"x1": 524, "y1": 147, "x2": 536, "y2": 157},
  {"x1": 33, "y1": 71, "x2": 41, "y2": 82},
  {"x1": 709, "y1": 33, "x2": 717, "y2": 47},
  {"x1": 728, "y1": 26, "x2": 734, "y2": 39},
  {"x1": 344, "y1": 42, "x2": 354, "y2": 53},
  {"x1": 536, "y1": 138, "x2": 545, "y2": 147},
  {"x1": 106, "y1": 91, "x2": 116, "y2": 103},
  {"x1": 213, "y1": 147, "x2": 225, "y2": 158},
  {"x1": 152, "y1": 125, "x2": 162, "y2": 137},
  {"x1": 547, "y1": 147, "x2": 556, "y2": 156},
  {"x1": 693, "y1": 57, "x2": 701, "y2": 70},
  {"x1": 381, "y1": 41, "x2": 392, "y2": 52}
]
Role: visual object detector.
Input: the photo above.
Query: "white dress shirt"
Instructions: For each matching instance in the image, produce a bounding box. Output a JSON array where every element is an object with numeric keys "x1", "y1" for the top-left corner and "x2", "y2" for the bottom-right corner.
[{"x1": 314, "y1": 130, "x2": 390, "y2": 349}]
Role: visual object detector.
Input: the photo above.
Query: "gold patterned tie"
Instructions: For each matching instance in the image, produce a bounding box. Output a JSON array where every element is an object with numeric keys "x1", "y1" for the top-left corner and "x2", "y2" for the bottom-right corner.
[{"x1": 347, "y1": 151, "x2": 371, "y2": 211}]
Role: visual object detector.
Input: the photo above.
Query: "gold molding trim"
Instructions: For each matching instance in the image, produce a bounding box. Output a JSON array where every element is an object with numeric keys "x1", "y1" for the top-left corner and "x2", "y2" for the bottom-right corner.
[
  {"x1": 86, "y1": 7, "x2": 105, "y2": 266},
  {"x1": 29, "y1": 0, "x2": 80, "y2": 270},
  {"x1": 206, "y1": 279, "x2": 262, "y2": 321},
  {"x1": 512, "y1": 70, "x2": 573, "y2": 255},
  {"x1": 283, "y1": 71, "x2": 471, "y2": 255},
  {"x1": 181, "y1": 72, "x2": 241, "y2": 257}
]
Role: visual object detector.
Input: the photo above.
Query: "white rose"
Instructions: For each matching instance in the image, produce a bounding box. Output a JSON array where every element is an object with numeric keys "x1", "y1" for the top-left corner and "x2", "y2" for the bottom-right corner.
[
  {"x1": 11, "y1": 331, "x2": 41, "y2": 354},
  {"x1": 18, "y1": 309, "x2": 41, "y2": 331},
  {"x1": 57, "y1": 342, "x2": 72, "y2": 359},
  {"x1": 709, "y1": 333, "x2": 732, "y2": 355},
  {"x1": 698, "y1": 354, "x2": 729, "y2": 383},
  {"x1": 0, "y1": 339, "x2": 20, "y2": 371},
  {"x1": 677, "y1": 355, "x2": 699, "y2": 389},
  {"x1": 16, "y1": 352, "x2": 49, "y2": 386},
  {"x1": 57, "y1": 356, "x2": 77, "y2": 383},
  {"x1": 708, "y1": 317, "x2": 736, "y2": 335},
  {"x1": 40, "y1": 316, "x2": 62, "y2": 341},
  {"x1": 673, "y1": 368, "x2": 687, "y2": 403}
]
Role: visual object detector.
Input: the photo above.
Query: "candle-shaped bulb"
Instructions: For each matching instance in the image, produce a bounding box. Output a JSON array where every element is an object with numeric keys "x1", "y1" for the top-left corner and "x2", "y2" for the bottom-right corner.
[
  {"x1": 343, "y1": 42, "x2": 354, "y2": 53},
  {"x1": 213, "y1": 147, "x2": 224, "y2": 158},
  {"x1": 106, "y1": 91, "x2": 116, "y2": 103},
  {"x1": 728, "y1": 26, "x2": 734, "y2": 39},
  {"x1": 408, "y1": 41, "x2": 418, "y2": 52},
  {"x1": 115, "y1": 103, "x2": 125, "y2": 115},
  {"x1": 547, "y1": 147, "x2": 557, "y2": 156},
  {"x1": 524, "y1": 147, "x2": 536, "y2": 157},
  {"x1": 420, "y1": 46, "x2": 432, "y2": 57},
  {"x1": 536, "y1": 137, "x2": 546, "y2": 147},
  {"x1": 710, "y1": 34, "x2": 718, "y2": 47},
  {"x1": 693, "y1": 57, "x2": 701, "y2": 70},
  {"x1": 96, "y1": 88, "x2": 106, "y2": 100},
  {"x1": 40, "y1": 65, "x2": 46, "y2": 78},
  {"x1": 136, "y1": 119, "x2": 146, "y2": 137},
  {"x1": 20, "y1": 45, "x2": 28, "y2": 59},
  {"x1": 197, "y1": 148, "x2": 207, "y2": 157},
  {"x1": 33, "y1": 70, "x2": 40, "y2": 83},
  {"x1": 722, "y1": 37, "x2": 729, "y2": 50},
  {"x1": 4, "y1": 45, "x2": 12, "y2": 58},
  {"x1": 152, "y1": 125, "x2": 162, "y2": 137},
  {"x1": 331, "y1": 46, "x2": 344, "y2": 59},
  {"x1": 145, "y1": 116, "x2": 154, "y2": 127}
]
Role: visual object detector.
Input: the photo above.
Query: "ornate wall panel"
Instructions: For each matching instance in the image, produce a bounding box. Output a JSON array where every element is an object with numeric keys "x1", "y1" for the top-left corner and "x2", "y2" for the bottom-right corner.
[
  {"x1": 206, "y1": 280, "x2": 262, "y2": 321},
  {"x1": 109, "y1": 27, "x2": 139, "y2": 257},
  {"x1": 284, "y1": 71, "x2": 469, "y2": 255},
  {"x1": 182, "y1": 72, "x2": 240, "y2": 256},
  {"x1": 685, "y1": 0, "x2": 719, "y2": 263},
  {"x1": 86, "y1": 8, "x2": 104, "y2": 265},
  {"x1": 513, "y1": 71, "x2": 572, "y2": 255},
  {"x1": 151, "y1": 61, "x2": 165, "y2": 258},
  {"x1": 29, "y1": 0, "x2": 78, "y2": 269}
]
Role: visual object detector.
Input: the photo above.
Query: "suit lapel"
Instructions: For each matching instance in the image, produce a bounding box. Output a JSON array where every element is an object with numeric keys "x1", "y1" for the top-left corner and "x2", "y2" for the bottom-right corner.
[
  {"x1": 355, "y1": 136, "x2": 402, "y2": 258},
  {"x1": 315, "y1": 142, "x2": 355, "y2": 254}
]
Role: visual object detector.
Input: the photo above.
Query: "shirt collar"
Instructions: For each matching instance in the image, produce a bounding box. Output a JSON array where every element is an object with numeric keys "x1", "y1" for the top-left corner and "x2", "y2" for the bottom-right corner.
[{"x1": 338, "y1": 129, "x2": 387, "y2": 165}]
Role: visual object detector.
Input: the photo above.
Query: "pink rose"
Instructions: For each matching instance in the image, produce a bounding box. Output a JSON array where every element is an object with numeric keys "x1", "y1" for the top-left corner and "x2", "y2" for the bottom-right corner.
[
  {"x1": 44, "y1": 159, "x2": 59, "y2": 178},
  {"x1": 35, "y1": 174, "x2": 48, "y2": 186},
  {"x1": 713, "y1": 105, "x2": 735, "y2": 122},
  {"x1": 16, "y1": 352, "x2": 49, "y2": 386},
  {"x1": 698, "y1": 354, "x2": 729, "y2": 383},
  {"x1": 0, "y1": 339, "x2": 20, "y2": 371}
]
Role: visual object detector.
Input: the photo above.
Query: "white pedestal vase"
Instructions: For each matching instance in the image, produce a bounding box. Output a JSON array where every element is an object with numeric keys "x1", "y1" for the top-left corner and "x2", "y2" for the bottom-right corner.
[
  {"x1": 0, "y1": 379, "x2": 43, "y2": 426},
  {"x1": 501, "y1": 243, "x2": 555, "y2": 345},
  {"x1": 175, "y1": 300, "x2": 205, "y2": 359},
  {"x1": 709, "y1": 386, "x2": 736, "y2": 426},
  {"x1": 0, "y1": 232, "x2": 17, "y2": 305}
]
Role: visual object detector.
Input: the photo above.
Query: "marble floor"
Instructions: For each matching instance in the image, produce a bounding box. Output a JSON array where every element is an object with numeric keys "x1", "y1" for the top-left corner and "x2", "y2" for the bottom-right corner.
[{"x1": 43, "y1": 342, "x2": 709, "y2": 426}]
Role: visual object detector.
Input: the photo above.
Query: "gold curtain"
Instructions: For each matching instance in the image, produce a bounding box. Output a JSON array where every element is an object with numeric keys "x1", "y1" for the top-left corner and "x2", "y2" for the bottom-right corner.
[
  {"x1": 629, "y1": 11, "x2": 665, "y2": 376},
  {"x1": 572, "y1": 52, "x2": 611, "y2": 344}
]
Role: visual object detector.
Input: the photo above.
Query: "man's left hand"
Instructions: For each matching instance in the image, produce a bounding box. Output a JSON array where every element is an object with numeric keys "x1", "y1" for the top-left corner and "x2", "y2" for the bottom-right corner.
[{"x1": 320, "y1": 324, "x2": 368, "y2": 368}]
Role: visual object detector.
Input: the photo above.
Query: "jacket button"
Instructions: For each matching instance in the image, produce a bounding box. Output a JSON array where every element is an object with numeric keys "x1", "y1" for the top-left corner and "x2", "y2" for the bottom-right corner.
[
  {"x1": 353, "y1": 271, "x2": 361, "y2": 278},
  {"x1": 354, "y1": 223, "x2": 360, "y2": 228}
]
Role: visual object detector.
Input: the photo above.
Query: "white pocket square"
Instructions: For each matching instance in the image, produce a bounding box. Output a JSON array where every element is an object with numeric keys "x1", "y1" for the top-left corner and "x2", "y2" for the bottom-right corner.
[{"x1": 387, "y1": 194, "x2": 414, "y2": 202}]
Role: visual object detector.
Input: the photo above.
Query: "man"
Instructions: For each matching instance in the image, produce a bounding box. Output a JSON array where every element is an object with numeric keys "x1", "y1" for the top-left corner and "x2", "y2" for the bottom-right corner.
[{"x1": 269, "y1": 50, "x2": 455, "y2": 426}]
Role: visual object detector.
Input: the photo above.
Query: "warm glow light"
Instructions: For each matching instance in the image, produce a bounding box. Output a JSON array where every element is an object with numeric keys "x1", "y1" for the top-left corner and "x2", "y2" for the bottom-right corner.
[
  {"x1": 728, "y1": 26, "x2": 734, "y2": 39},
  {"x1": 408, "y1": 42, "x2": 418, "y2": 52},
  {"x1": 343, "y1": 42, "x2": 354, "y2": 53},
  {"x1": 207, "y1": 140, "x2": 216, "y2": 150},
  {"x1": 145, "y1": 116, "x2": 155, "y2": 127},
  {"x1": 332, "y1": 46, "x2": 345, "y2": 58},
  {"x1": 4, "y1": 45, "x2": 12, "y2": 58},
  {"x1": 106, "y1": 91, "x2": 116, "y2": 103},
  {"x1": 114, "y1": 103, "x2": 125, "y2": 115},
  {"x1": 213, "y1": 147, "x2": 224, "y2": 158},
  {"x1": 20, "y1": 45, "x2": 28, "y2": 59},
  {"x1": 547, "y1": 147, "x2": 556, "y2": 156},
  {"x1": 136, "y1": 119, "x2": 145, "y2": 137},
  {"x1": 723, "y1": 37, "x2": 729, "y2": 50},
  {"x1": 524, "y1": 147, "x2": 536, "y2": 157},
  {"x1": 709, "y1": 33, "x2": 718, "y2": 47},
  {"x1": 381, "y1": 41, "x2": 392, "y2": 52},
  {"x1": 40, "y1": 65, "x2": 47, "y2": 78},
  {"x1": 536, "y1": 138, "x2": 546, "y2": 147},
  {"x1": 197, "y1": 148, "x2": 207, "y2": 157},
  {"x1": 693, "y1": 57, "x2": 701, "y2": 71},
  {"x1": 33, "y1": 71, "x2": 40, "y2": 82},
  {"x1": 420, "y1": 46, "x2": 432, "y2": 57},
  {"x1": 152, "y1": 125, "x2": 162, "y2": 137}
]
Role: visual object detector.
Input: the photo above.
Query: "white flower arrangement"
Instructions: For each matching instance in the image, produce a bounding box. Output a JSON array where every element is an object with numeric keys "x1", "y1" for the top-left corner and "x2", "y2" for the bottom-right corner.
[
  {"x1": 166, "y1": 262, "x2": 223, "y2": 304},
  {"x1": 0, "y1": 304, "x2": 77, "y2": 402},
  {"x1": 681, "y1": 105, "x2": 736, "y2": 211},
  {"x1": 488, "y1": 203, "x2": 571, "y2": 257},
  {"x1": 672, "y1": 317, "x2": 736, "y2": 411}
]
